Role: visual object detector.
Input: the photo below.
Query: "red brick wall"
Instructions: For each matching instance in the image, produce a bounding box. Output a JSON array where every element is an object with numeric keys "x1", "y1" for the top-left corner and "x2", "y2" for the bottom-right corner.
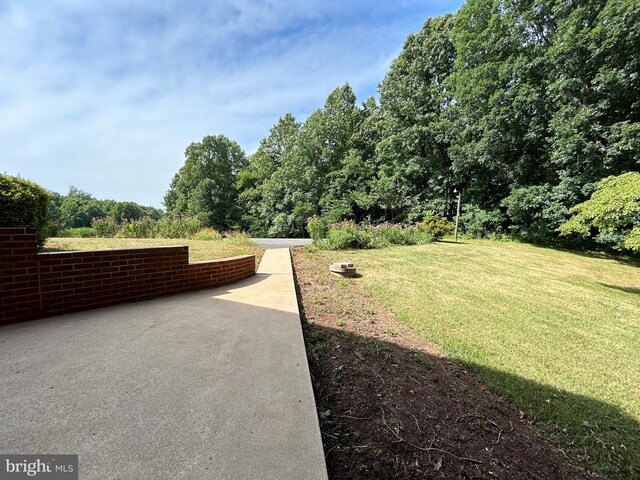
[{"x1": 0, "y1": 228, "x2": 256, "y2": 325}]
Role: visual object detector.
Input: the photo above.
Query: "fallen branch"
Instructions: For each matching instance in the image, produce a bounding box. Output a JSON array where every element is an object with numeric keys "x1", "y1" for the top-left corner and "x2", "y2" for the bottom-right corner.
[
  {"x1": 340, "y1": 414, "x2": 372, "y2": 420},
  {"x1": 512, "y1": 460, "x2": 544, "y2": 480},
  {"x1": 371, "y1": 368, "x2": 386, "y2": 385},
  {"x1": 380, "y1": 407, "x2": 482, "y2": 464},
  {"x1": 405, "y1": 409, "x2": 423, "y2": 434}
]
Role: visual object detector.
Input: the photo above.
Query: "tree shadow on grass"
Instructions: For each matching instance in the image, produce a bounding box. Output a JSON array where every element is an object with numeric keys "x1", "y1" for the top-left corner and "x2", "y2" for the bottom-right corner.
[
  {"x1": 302, "y1": 320, "x2": 640, "y2": 480},
  {"x1": 527, "y1": 243, "x2": 640, "y2": 268},
  {"x1": 435, "y1": 240, "x2": 468, "y2": 245},
  {"x1": 292, "y1": 253, "x2": 640, "y2": 480},
  {"x1": 599, "y1": 283, "x2": 640, "y2": 295}
]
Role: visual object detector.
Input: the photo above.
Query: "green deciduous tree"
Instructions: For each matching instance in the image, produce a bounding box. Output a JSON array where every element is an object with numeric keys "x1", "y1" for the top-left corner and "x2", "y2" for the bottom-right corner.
[
  {"x1": 559, "y1": 172, "x2": 640, "y2": 251},
  {"x1": 230, "y1": 0, "x2": 639, "y2": 248},
  {"x1": 59, "y1": 187, "x2": 111, "y2": 229},
  {"x1": 164, "y1": 135, "x2": 246, "y2": 231},
  {"x1": 378, "y1": 14, "x2": 457, "y2": 220},
  {"x1": 238, "y1": 114, "x2": 301, "y2": 236}
]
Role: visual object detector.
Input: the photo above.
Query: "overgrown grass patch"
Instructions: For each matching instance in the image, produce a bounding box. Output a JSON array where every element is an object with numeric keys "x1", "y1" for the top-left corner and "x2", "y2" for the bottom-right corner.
[{"x1": 341, "y1": 240, "x2": 640, "y2": 478}]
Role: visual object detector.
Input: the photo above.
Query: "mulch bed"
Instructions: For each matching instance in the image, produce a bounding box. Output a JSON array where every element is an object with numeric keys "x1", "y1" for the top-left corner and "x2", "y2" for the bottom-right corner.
[{"x1": 291, "y1": 247, "x2": 592, "y2": 480}]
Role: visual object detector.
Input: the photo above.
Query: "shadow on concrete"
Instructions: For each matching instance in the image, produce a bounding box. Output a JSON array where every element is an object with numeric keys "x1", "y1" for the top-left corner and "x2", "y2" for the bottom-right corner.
[{"x1": 0, "y1": 285, "x2": 326, "y2": 480}]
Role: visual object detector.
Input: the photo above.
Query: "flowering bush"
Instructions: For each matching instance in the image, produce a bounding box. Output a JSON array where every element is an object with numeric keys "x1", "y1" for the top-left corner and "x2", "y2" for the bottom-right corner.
[
  {"x1": 310, "y1": 218, "x2": 436, "y2": 250},
  {"x1": 92, "y1": 216, "x2": 119, "y2": 237}
]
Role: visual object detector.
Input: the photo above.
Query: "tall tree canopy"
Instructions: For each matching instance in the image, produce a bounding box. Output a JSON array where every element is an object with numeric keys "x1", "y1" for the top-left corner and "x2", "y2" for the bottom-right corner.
[
  {"x1": 173, "y1": 0, "x2": 639, "y2": 248},
  {"x1": 165, "y1": 135, "x2": 246, "y2": 231}
]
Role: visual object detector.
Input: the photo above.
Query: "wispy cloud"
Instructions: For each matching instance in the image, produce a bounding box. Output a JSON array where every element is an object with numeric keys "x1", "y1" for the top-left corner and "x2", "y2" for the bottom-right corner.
[{"x1": 0, "y1": 0, "x2": 462, "y2": 206}]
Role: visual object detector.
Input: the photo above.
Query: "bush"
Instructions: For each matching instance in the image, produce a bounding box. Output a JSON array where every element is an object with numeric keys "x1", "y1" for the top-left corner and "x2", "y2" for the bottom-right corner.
[
  {"x1": 307, "y1": 215, "x2": 327, "y2": 243},
  {"x1": 372, "y1": 222, "x2": 411, "y2": 246},
  {"x1": 118, "y1": 217, "x2": 159, "y2": 238},
  {"x1": 418, "y1": 213, "x2": 454, "y2": 239},
  {"x1": 192, "y1": 228, "x2": 222, "y2": 241},
  {"x1": 157, "y1": 215, "x2": 201, "y2": 238},
  {"x1": 460, "y1": 205, "x2": 506, "y2": 238},
  {"x1": 59, "y1": 227, "x2": 96, "y2": 238},
  {"x1": 0, "y1": 174, "x2": 50, "y2": 246},
  {"x1": 323, "y1": 221, "x2": 377, "y2": 249},
  {"x1": 316, "y1": 220, "x2": 436, "y2": 250},
  {"x1": 89, "y1": 214, "x2": 203, "y2": 239},
  {"x1": 92, "y1": 216, "x2": 119, "y2": 237}
]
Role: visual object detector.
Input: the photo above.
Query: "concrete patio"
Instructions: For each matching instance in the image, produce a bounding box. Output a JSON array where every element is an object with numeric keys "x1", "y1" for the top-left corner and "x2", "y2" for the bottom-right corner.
[{"x1": 0, "y1": 248, "x2": 327, "y2": 479}]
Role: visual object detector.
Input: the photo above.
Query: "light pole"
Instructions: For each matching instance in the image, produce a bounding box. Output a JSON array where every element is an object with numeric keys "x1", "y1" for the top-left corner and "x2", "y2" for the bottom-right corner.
[{"x1": 453, "y1": 189, "x2": 461, "y2": 242}]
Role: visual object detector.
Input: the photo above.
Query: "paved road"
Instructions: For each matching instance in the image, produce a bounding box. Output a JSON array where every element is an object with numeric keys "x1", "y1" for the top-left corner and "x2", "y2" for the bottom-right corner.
[
  {"x1": 251, "y1": 238, "x2": 312, "y2": 249},
  {"x1": 0, "y1": 249, "x2": 327, "y2": 480}
]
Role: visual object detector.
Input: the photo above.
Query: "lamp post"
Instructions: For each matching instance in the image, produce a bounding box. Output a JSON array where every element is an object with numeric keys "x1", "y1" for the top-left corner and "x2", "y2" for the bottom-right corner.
[{"x1": 454, "y1": 189, "x2": 461, "y2": 242}]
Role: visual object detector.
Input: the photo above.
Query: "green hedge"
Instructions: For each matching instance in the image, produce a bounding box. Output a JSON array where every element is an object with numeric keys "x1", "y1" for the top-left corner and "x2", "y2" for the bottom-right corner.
[{"x1": 0, "y1": 174, "x2": 50, "y2": 246}]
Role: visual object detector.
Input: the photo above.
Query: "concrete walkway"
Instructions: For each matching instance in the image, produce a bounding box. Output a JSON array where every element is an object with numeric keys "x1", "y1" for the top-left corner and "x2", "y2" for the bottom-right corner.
[{"x1": 0, "y1": 249, "x2": 327, "y2": 480}]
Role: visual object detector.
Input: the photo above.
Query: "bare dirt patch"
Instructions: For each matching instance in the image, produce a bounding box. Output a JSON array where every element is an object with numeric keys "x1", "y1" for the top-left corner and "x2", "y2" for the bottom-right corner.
[{"x1": 292, "y1": 247, "x2": 591, "y2": 480}]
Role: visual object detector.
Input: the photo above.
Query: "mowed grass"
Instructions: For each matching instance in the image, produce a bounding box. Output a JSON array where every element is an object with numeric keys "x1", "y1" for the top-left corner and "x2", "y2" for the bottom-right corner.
[
  {"x1": 340, "y1": 240, "x2": 640, "y2": 478},
  {"x1": 44, "y1": 237, "x2": 263, "y2": 266}
]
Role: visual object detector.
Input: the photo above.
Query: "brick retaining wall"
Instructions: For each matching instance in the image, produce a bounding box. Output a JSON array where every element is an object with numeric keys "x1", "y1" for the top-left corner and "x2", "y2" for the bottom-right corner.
[{"x1": 0, "y1": 228, "x2": 256, "y2": 325}]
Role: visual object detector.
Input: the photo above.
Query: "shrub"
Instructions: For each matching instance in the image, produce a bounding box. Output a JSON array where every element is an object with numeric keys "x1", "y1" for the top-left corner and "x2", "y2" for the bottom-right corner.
[
  {"x1": 0, "y1": 174, "x2": 50, "y2": 246},
  {"x1": 407, "y1": 227, "x2": 436, "y2": 245},
  {"x1": 59, "y1": 227, "x2": 96, "y2": 238},
  {"x1": 92, "y1": 216, "x2": 119, "y2": 237},
  {"x1": 307, "y1": 216, "x2": 327, "y2": 243},
  {"x1": 321, "y1": 220, "x2": 377, "y2": 249},
  {"x1": 89, "y1": 214, "x2": 203, "y2": 239},
  {"x1": 319, "y1": 220, "x2": 436, "y2": 250},
  {"x1": 192, "y1": 228, "x2": 222, "y2": 241},
  {"x1": 157, "y1": 215, "x2": 201, "y2": 238},
  {"x1": 418, "y1": 213, "x2": 454, "y2": 239},
  {"x1": 118, "y1": 217, "x2": 159, "y2": 238},
  {"x1": 460, "y1": 205, "x2": 506, "y2": 238},
  {"x1": 372, "y1": 222, "x2": 414, "y2": 246}
]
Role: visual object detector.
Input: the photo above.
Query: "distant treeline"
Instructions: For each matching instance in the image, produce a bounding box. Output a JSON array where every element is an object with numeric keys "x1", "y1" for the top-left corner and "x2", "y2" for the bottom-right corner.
[
  {"x1": 164, "y1": 0, "x2": 639, "y2": 248},
  {"x1": 47, "y1": 186, "x2": 163, "y2": 233}
]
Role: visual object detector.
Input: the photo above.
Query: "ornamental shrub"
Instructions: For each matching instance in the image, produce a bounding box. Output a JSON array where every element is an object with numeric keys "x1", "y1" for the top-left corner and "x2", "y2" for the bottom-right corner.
[{"x1": 0, "y1": 174, "x2": 50, "y2": 246}]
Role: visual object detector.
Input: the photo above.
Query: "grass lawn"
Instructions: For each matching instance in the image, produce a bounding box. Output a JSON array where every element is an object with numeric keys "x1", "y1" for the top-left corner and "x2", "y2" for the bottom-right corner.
[
  {"x1": 44, "y1": 237, "x2": 264, "y2": 266},
  {"x1": 331, "y1": 239, "x2": 639, "y2": 478}
]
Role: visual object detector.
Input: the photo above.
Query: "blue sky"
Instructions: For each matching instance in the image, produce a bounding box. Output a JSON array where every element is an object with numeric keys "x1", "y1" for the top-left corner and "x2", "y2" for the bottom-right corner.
[{"x1": 1, "y1": 0, "x2": 463, "y2": 207}]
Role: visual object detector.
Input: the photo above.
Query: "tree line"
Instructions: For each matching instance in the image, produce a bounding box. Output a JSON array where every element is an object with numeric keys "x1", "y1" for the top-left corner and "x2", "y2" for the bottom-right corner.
[
  {"x1": 165, "y1": 0, "x2": 639, "y2": 248},
  {"x1": 2, "y1": 1, "x2": 637, "y2": 250},
  {"x1": 47, "y1": 186, "x2": 163, "y2": 232}
]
